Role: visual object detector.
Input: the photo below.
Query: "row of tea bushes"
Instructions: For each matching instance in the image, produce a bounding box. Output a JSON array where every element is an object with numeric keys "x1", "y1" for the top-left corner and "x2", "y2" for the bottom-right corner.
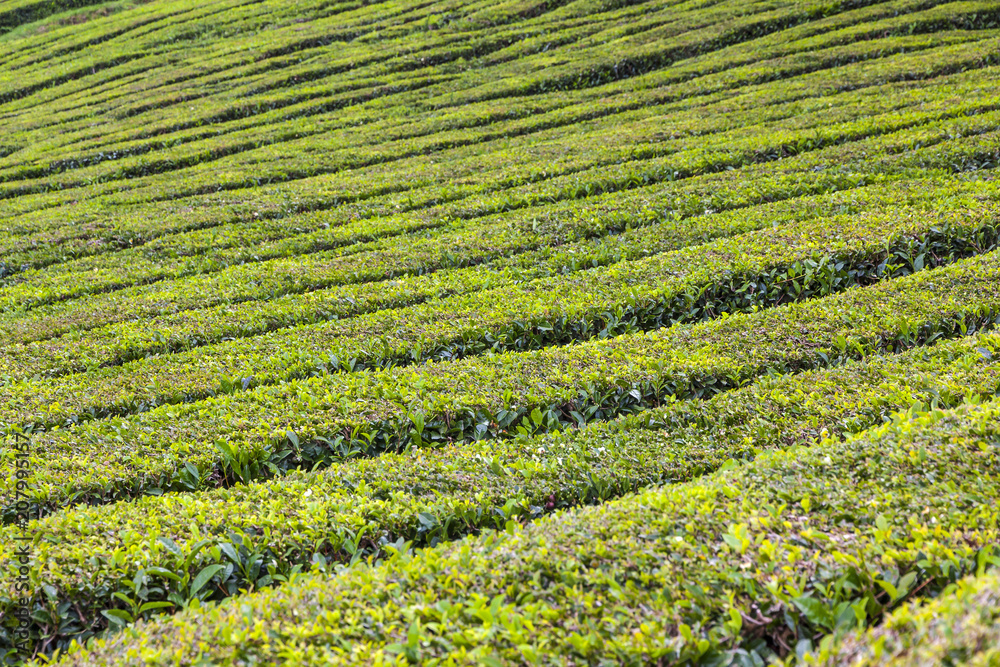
[
  {"x1": 3, "y1": 0, "x2": 977, "y2": 166},
  {"x1": 3, "y1": 195, "x2": 999, "y2": 427},
  {"x1": 30, "y1": 393, "x2": 1000, "y2": 665},
  {"x1": 7, "y1": 56, "x2": 972, "y2": 272},
  {"x1": 9, "y1": 74, "x2": 999, "y2": 308},
  {"x1": 1, "y1": 331, "x2": 996, "y2": 654},
  {"x1": 3, "y1": 6, "x2": 995, "y2": 273},
  {"x1": 4, "y1": 174, "x2": 988, "y2": 375},
  {"x1": 5, "y1": 248, "x2": 1000, "y2": 517},
  {"x1": 5, "y1": 100, "x2": 998, "y2": 337}
]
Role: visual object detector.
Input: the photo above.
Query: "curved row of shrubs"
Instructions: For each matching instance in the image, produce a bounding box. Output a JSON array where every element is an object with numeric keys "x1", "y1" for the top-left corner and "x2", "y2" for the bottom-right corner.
[
  {"x1": 5, "y1": 248, "x2": 1000, "y2": 520},
  {"x1": 28, "y1": 390, "x2": 1000, "y2": 666},
  {"x1": 0, "y1": 329, "x2": 996, "y2": 655}
]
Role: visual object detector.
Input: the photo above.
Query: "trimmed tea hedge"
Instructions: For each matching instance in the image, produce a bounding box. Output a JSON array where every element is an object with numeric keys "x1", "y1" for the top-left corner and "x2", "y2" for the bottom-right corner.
[
  {"x1": 3, "y1": 193, "x2": 998, "y2": 427},
  {"x1": 5, "y1": 249, "x2": 1000, "y2": 519},
  {"x1": 7, "y1": 90, "x2": 1000, "y2": 313},
  {"x1": 3, "y1": 0, "x2": 1000, "y2": 663},
  {"x1": 2, "y1": 332, "x2": 998, "y2": 655},
  {"x1": 33, "y1": 394, "x2": 1000, "y2": 666}
]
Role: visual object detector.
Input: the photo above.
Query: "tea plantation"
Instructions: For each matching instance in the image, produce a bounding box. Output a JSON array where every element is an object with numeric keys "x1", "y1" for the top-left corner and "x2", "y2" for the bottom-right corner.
[{"x1": 1, "y1": 0, "x2": 999, "y2": 664}]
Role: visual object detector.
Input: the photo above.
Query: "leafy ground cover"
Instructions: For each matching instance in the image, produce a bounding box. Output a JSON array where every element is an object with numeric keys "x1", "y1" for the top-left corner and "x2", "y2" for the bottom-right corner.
[{"x1": 1, "y1": 0, "x2": 999, "y2": 664}]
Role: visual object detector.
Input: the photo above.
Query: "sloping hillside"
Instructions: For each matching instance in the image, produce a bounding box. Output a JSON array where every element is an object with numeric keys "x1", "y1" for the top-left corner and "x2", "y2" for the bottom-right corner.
[{"x1": 0, "y1": 0, "x2": 998, "y2": 664}]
